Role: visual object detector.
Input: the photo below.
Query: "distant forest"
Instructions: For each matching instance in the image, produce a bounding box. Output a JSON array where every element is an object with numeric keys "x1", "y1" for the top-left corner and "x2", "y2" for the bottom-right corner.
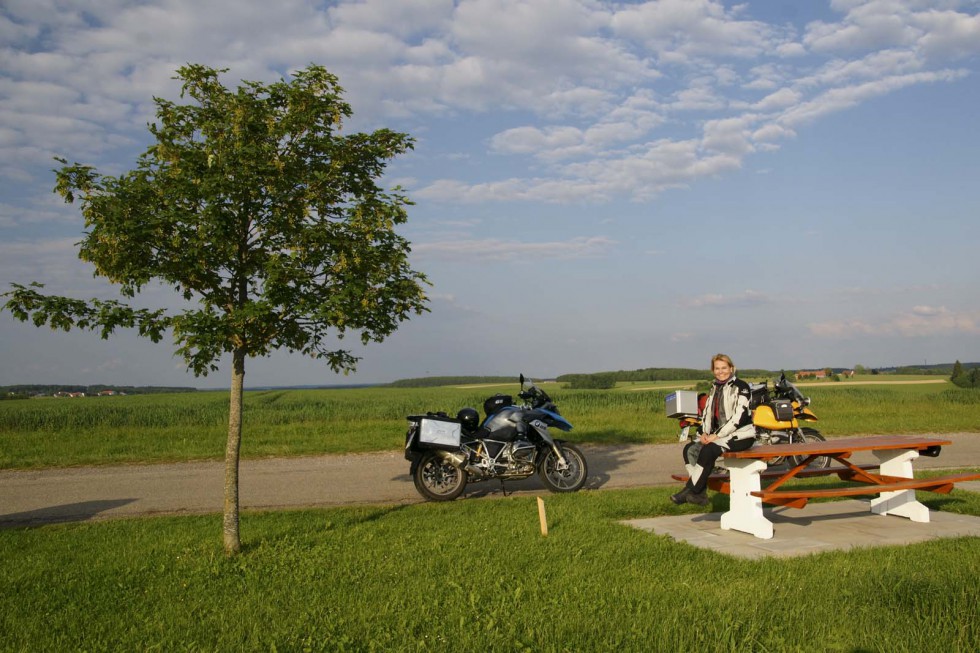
[
  {"x1": 389, "y1": 362, "x2": 979, "y2": 390},
  {"x1": 388, "y1": 376, "x2": 516, "y2": 388}
]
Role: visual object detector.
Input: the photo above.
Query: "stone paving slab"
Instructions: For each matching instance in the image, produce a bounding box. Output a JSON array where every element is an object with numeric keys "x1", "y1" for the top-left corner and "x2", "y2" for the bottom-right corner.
[{"x1": 622, "y1": 493, "x2": 980, "y2": 559}]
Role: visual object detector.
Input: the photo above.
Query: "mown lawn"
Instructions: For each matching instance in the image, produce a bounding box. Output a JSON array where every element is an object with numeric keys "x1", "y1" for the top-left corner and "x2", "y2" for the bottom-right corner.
[{"x1": 2, "y1": 485, "x2": 979, "y2": 652}]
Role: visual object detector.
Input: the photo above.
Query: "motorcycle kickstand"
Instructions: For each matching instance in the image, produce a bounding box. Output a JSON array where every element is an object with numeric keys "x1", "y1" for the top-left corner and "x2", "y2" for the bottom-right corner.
[{"x1": 499, "y1": 479, "x2": 508, "y2": 497}]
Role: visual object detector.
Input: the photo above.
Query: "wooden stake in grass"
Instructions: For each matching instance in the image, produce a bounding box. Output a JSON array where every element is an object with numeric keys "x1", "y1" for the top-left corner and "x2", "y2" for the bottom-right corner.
[{"x1": 537, "y1": 496, "x2": 548, "y2": 536}]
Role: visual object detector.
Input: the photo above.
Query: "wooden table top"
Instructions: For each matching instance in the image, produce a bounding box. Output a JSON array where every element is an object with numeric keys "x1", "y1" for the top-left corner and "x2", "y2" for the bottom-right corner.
[{"x1": 725, "y1": 435, "x2": 952, "y2": 460}]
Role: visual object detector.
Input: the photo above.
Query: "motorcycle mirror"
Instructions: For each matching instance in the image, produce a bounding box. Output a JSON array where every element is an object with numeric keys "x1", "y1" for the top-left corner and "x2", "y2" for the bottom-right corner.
[{"x1": 520, "y1": 373, "x2": 525, "y2": 386}]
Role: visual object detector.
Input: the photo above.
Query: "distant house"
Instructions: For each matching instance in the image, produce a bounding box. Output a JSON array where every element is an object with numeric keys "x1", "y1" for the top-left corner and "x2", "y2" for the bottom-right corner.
[
  {"x1": 98, "y1": 390, "x2": 116, "y2": 396},
  {"x1": 841, "y1": 370, "x2": 855, "y2": 378},
  {"x1": 795, "y1": 370, "x2": 827, "y2": 380}
]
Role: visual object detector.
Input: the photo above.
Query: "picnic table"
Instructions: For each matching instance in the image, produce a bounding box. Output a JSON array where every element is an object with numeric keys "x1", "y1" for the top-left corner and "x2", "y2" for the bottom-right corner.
[{"x1": 690, "y1": 435, "x2": 980, "y2": 539}]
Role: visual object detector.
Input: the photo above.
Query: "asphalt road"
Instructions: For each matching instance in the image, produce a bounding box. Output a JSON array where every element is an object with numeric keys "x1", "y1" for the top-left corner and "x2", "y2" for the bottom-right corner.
[{"x1": 3, "y1": 433, "x2": 980, "y2": 527}]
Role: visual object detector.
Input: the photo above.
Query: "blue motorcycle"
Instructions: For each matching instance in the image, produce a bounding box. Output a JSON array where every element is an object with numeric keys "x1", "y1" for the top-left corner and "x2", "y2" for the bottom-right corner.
[{"x1": 404, "y1": 375, "x2": 589, "y2": 501}]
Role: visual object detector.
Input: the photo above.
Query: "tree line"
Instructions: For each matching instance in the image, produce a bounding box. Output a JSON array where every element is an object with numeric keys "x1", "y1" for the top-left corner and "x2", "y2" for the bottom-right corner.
[
  {"x1": 2, "y1": 385, "x2": 197, "y2": 399},
  {"x1": 388, "y1": 376, "x2": 516, "y2": 388},
  {"x1": 951, "y1": 361, "x2": 980, "y2": 388}
]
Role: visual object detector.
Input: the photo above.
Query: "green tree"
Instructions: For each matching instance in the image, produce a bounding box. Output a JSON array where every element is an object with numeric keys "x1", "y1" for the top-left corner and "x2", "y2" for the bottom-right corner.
[
  {"x1": 2, "y1": 64, "x2": 428, "y2": 554},
  {"x1": 952, "y1": 360, "x2": 964, "y2": 382},
  {"x1": 565, "y1": 373, "x2": 617, "y2": 389}
]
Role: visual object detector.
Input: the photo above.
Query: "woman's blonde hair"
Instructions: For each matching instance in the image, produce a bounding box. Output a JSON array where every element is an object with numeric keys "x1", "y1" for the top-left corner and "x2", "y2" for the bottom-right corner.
[{"x1": 711, "y1": 353, "x2": 735, "y2": 372}]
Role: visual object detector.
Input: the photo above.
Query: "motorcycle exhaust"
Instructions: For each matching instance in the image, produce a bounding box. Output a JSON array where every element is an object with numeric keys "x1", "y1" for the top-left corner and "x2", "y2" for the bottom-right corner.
[
  {"x1": 435, "y1": 449, "x2": 466, "y2": 466},
  {"x1": 435, "y1": 449, "x2": 481, "y2": 474}
]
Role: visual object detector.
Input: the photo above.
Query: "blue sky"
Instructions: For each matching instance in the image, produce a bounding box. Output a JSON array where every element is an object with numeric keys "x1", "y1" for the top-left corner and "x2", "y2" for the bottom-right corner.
[{"x1": 2, "y1": 0, "x2": 979, "y2": 388}]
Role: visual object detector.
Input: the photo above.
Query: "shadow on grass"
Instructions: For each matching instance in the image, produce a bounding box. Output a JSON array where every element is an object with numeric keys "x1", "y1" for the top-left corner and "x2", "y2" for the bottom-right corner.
[{"x1": 0, "y1": 498, "x2": 137, "y2": 528}]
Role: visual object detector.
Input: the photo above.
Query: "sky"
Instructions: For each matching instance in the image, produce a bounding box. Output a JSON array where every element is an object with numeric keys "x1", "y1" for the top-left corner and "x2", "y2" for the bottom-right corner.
[{"x1": 2, "y1": 0, "x2": 979, "y2": 388}]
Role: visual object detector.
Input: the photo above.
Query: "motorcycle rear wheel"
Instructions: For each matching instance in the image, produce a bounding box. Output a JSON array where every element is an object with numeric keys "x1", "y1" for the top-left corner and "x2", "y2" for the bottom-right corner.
[
  {"x1": 413, "y1": 451, "x2": 467, "y2": 501},
  {"x1": 538, "y1": 443, "x2": 588, "y2": 493},
  {"x1": 789, "y1": 428, "x2": 831, "y2": 469}
]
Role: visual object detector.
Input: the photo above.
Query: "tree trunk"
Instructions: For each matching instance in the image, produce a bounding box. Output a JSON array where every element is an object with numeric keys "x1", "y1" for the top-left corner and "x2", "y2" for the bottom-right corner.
[{"x1": 223, "y1": 347, "x2": 245, "y2": 555}]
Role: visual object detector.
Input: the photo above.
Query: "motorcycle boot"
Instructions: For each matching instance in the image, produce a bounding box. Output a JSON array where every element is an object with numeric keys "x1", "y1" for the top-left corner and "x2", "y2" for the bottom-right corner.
[
  {"x1": 670, "y1": 487, "x2": 691, "y2": 505},
  {"x1": 686, "y1": 491, "x2": 710, "y2": 506}
]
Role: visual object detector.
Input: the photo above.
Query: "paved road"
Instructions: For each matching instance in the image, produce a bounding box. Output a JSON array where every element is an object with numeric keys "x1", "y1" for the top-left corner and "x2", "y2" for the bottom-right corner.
[{"x1": 3, "y1": 433, "x2": 979, "y2": 527}]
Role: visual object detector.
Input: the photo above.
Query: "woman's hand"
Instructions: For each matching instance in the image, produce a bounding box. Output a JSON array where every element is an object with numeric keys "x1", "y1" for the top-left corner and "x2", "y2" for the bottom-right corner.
[{"x1": 700, "y1": 433, "x2": 717, "y2": 445}]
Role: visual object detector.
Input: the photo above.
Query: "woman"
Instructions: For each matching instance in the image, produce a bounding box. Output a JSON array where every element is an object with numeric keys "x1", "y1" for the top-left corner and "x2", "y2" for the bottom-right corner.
[{"x1": 671, "y1": 353, "x2": 756, "y2": 506}]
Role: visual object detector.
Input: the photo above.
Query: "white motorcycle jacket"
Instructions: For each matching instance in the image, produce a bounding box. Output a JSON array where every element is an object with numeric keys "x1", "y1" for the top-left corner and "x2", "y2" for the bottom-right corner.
[{"x1": 700, "y1": 376, "x2": 755, "y2": 448}]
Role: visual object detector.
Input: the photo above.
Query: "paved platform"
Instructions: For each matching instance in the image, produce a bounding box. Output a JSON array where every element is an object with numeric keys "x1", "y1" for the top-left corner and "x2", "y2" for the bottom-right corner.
[{"x1": 623, "y1": 483, "x2": 980, "y2": 559}]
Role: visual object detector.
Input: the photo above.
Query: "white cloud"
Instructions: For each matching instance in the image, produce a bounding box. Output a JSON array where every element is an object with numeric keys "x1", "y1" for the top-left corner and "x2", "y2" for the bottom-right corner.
[
  {"x1": 915, "y1": 8, "x2": 980, "y2": 59},
  {"x1": 752, "y1": 87, "x2": 803, "y2": 111},
  {"x1": 805, "y1": 0, "x2": 980, "y2": 61},
  {"x1": 2, "y1": 1, "x2": 980, "y2": 384},
  {"x1": 777, "y1": 69, "x2": 966, "y2": 128},
  {"x1": 413, "y1": 235, "x2": 617, "y2": 262},
  {"x1": 681, "y1": 290, "x2": 773, "y2": 308},
  {"x1": 609, "y1": 0, "x2": 781, "y2": 60},
  {"x1": 809, "y1": 306, "x2": 980, "y2": 338},
  {"x1": 3, "y1": 0, "x2": 977, "y2": 207}
]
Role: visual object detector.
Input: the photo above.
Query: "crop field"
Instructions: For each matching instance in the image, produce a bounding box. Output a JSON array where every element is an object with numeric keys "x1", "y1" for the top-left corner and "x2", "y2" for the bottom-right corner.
[{"x1": 1, "y1": 377, "x2": 978, "y2": 469}]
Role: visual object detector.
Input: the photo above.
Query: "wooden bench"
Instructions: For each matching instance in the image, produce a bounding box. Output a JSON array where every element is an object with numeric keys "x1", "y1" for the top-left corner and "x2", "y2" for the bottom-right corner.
[
  {"x1": 751, "y1": 471, "x2": 980, "y2": 510},
  {"x1": 672, "y1": 465, "x2": 980, "y2": 509},
  {"x1": 684, "y1": 435, "x2": 980, "y2": 539},
  {"x1": 671, "y1": 464, "x2": 882, "y2": 492}
]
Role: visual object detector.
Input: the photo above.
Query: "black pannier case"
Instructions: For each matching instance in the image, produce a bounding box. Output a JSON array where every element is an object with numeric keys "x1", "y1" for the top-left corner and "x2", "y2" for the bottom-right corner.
[
  {"x1": 484, "y1": 394, "x2": 512, "y2": 417},
  {"x1": 770, "y1": 399, "x2": 794, "y2": 422},
  {"x1": 748, "y1": 383, "x2": 770, "y2": 409}
]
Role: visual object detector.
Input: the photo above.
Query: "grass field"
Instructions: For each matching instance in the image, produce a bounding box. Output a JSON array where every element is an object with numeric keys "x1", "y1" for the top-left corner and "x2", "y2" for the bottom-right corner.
[
  {"x1": 1, "y1": 377, "x2": 978, "y2": 469},
  {"x1": 2, "y1": 485, "x2": 979, "y2": 651},
  {"x1": 2, "y1": 378, "x2": 980, "y2": 650}
]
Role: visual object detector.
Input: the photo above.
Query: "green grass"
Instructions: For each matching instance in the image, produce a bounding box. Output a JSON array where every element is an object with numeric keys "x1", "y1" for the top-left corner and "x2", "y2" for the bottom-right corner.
[
  {"x1": 2, "y1": 485, "x2": 979, "y2": 651},
  {"x1": 2, "y1": 380, "x2": 978, "y2": 469}
]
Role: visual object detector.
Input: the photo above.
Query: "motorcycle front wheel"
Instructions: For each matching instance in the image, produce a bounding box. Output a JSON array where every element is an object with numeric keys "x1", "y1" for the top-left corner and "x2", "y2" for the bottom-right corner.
[
  {"x1": 538, "y1": 443, "x2": 588, "y2": 493},
  {"x1": 413, "y1": 451, "x2": 467, "y2": 501},
  {"x1": 789, "y1": 428, "x2": 831, "y2": 469}
]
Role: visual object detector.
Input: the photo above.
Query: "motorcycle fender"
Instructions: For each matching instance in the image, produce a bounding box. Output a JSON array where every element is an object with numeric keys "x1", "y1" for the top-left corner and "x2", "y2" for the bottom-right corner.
[
  {"x1": 797, "y1": 408, "x2": 818, "y2": 421},
  {"x1": 530, "y1": 419, "x2": 567, "y2": 465}
]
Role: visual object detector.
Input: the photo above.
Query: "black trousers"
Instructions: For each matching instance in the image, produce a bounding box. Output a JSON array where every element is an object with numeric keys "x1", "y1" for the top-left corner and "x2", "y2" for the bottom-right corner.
[{"x1": 685, "y1": 437, "x2": 755, "y2": 494}]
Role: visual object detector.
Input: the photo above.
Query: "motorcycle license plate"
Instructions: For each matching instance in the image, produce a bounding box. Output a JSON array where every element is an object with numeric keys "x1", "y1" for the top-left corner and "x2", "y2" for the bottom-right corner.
[{"x1": 679, "y1": 425, "x2": 690, "y2": 442}]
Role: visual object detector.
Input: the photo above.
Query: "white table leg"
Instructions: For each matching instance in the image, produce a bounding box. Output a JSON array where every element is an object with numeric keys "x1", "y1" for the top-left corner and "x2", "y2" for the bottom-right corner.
[
  {"x1": 721, "y1": 459, "x2": 772, "y2": 539},
  {"x1": 869, "y1": 449, "x2": 930, "y2": 522}
]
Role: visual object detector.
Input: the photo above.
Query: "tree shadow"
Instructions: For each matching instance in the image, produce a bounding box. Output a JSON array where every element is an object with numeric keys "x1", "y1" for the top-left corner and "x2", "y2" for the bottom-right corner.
[{"x1": 0, "y1": 499, "x2": 138, "y2": 529}]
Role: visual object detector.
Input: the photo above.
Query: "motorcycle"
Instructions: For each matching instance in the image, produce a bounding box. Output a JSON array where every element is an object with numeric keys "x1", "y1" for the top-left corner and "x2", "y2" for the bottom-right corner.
[
  {"x1": 752, "y1": 372, "x2": 830, "y2": 468},
  {"x1": 668, "y1": 372, "x2": 830, "y2": 469},
  {"x1": 404, "y1": 375, "x2": 589, "y2": 501}
]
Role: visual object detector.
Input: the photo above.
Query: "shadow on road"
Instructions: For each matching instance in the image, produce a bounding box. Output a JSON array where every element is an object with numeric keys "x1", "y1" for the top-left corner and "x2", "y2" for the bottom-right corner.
[
  {"x1": 582, "y1": 444, "x2": 643, "y2": 489},
  {"x1": 0, "y1": 499, "x2": 137, "y2": 528},
  {"x1": 393, "y1": 443, "x2": 647, "y2": 501}
]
